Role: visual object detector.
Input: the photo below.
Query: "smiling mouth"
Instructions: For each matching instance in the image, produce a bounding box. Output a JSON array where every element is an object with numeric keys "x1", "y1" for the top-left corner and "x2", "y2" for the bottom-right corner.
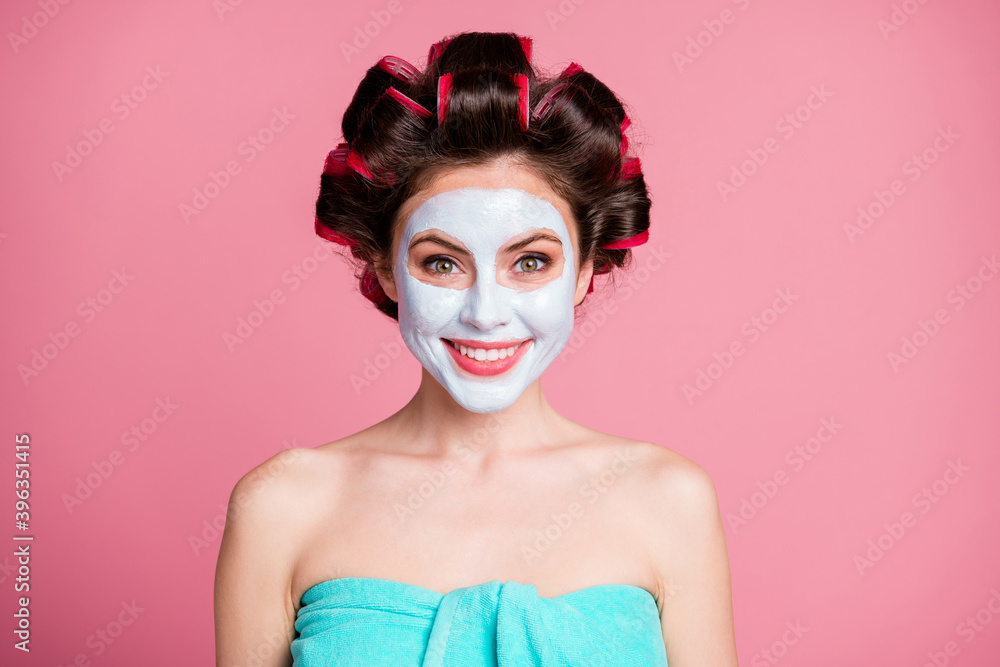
[
  {"x1": 443, "y1": 338, "x2": 530, "y2": 361},
  {"x1": 441, "y1": 337, "x2": 533, "y2": 377}
]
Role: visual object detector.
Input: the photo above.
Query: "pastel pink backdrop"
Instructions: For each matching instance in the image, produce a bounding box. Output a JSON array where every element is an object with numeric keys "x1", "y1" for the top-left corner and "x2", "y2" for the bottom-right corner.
[{"x1": 2, "y1": 0, "x2": 998, "y2": 664}]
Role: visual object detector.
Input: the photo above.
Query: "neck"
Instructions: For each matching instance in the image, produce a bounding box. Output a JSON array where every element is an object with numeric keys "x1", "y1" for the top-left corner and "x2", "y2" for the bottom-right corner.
[{"x1": 381, "y1": 367, "x2": 567, "y2": 470}]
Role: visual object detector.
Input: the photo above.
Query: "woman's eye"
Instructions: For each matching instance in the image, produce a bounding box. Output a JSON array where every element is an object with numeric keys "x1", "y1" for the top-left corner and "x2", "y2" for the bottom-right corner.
[
  {"x1": 424, "y1": 257, "x2": 457, "y2": 274},
  {"x1": 421, "y1": 253, "x2": 551, "y2": 277},
  {"x1": 516, "y1": 254, "x2": 549, "y2": 273}
]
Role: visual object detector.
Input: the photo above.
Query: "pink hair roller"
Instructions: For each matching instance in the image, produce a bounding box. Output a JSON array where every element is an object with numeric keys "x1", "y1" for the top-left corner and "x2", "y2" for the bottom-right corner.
[
  {"x1": 377, "y1": 55, "x2": 421, "y2": 83},
  {"x1": 601, "y1": 229, "x2": 649, "y2": 250},
  {"x1": 322, "y1": 143, "x2": 350, "y2": 176},
  {"x1": 437, "y1": 72, "x2": 454, "y2": 126},
  {"x1": 514, "y1": 36, "x2": 531, "y2": 129},
  {"x1": 511, "y1": 73, "x2": 529, "y2": 131},
  {"x1": 314, "y1": 216, "x2": 356, "y2": 247},
  {"x1": 324, "y1": 141, "x2": 397, "y2": 186},
  {"x1": 345, "y1": 148, "x2": 375, "y2": 181},
  {"x1": 530, "y1": 61, "x2": 583, "y2": 124},
  {"x1": 328, "y1": 90, "x2": 427, "y2": 186},
  {"x1": 620, "y1": 157, "x2": 642, "y2": 179},
  {"x1": 385, "y1": 87, "x2": 433, "y2": 118},
  {"x1": 619, "y1": 114, "x2": 631, "y2": 159},
  {"x1": 322, "y1": 141, "x2": 376, "y2": 182},
  {"x1": 348, "y1": 145, "x2": 395, "y2": 185},
  {"x1": 314, "y1": 149, "x2": 356, "y2": 246},
  {"x1": 519, "y1": 36, "x2": 533, "y2": 64},
  {"x1": 587, "y1": 228, "x2": 650, "y2": 294},
  {"x1": 427, "y1": 37, "x2": 454, "y2": 68},
  {"x1": 559, "y1": 62, "x2": 585, "y2": 79},
  {"x1": 531, "y1": 81, "x2": 572, "y2": 122}
]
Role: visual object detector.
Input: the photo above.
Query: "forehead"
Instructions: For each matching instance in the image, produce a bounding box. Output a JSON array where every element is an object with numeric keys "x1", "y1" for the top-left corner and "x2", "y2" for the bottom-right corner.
[
  {"x1": 399, "y1": 187, "x2": 570, "y2": 251},
  {"x1": 392, "y1": 160, "x2": 578, "y2": 255}
]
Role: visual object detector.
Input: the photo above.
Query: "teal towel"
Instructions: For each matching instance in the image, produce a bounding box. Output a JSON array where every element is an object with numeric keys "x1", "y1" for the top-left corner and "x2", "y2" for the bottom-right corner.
[{"x1": 291, "y1": 577, "x2": 668, "y2": 666}]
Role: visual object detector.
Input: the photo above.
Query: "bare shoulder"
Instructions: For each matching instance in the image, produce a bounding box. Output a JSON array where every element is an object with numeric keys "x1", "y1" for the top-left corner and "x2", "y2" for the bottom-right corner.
[
  {"x1": 617, "y1": 440, "x2": 725, "y2": 570},
  {"x1": 228, "y1": 447, "x2": 329, "y2": 517},
  {"x1": 219, "y1": 445, "x2": 340, "y2": 592},
  {"x1": 225, "y1": 441, "x2": 357, "y2": 538},
  {"x1": 596, "y1": 438, "x2": 724, "y2": 582},
  {"x1": 627, "y1": 441, "x2": 720, "y2": 516},
  {"x1": 214, "y1": 444, "x2": 352, "y2": 665},
  {"x1": 621, "y1": 441, "x2": 737, "y2": 665},
  {"x1": 560, "y1": 428, "x2": 718, "y2": 511}
]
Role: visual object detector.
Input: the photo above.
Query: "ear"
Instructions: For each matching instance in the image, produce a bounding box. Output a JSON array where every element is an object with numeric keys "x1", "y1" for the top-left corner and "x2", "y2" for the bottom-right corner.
[
  {"x1": 574, "y1": 256, "x2": 595, "y2": 306},
  {"x1": 375, "y1": 262, "x2": 399, "y2": 303}
]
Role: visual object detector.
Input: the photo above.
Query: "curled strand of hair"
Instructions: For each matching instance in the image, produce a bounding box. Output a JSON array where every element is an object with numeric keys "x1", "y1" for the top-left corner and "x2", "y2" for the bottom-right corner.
[{"x1": 348, "y1": 84, "x2": 435, "y2": 186}]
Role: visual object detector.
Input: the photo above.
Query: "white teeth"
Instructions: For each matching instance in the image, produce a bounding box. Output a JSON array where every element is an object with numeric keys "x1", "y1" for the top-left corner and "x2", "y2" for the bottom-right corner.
[{"x1": 449, "y1": 340, "x2": 523, "y2": 362}]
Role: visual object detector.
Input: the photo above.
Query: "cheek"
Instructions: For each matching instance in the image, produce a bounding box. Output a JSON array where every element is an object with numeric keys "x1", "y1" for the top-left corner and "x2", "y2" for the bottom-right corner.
[
  {"x1": 512, "y1": 272, "x2": 576, "y2": 338},
  {"x1": 399, "y1": 275, "x2": 464, "y2": 334}
]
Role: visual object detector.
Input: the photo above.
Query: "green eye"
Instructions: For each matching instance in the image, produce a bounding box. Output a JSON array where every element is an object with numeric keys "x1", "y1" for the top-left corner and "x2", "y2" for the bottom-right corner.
[
  {"x1": 516, "y1": 254, "x2": 549, "y2": 273},
  {"x1": 423, "y1": 256, "x2": 457, "y2": 274}
]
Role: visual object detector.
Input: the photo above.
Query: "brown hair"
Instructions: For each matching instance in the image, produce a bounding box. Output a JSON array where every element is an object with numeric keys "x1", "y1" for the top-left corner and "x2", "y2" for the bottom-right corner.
[{"x1": 315, "y1": 31, "x2": 652, "y2": 321}]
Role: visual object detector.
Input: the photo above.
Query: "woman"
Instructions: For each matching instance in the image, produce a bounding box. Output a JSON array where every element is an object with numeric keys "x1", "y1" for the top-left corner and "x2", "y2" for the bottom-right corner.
[{"x1": 215, "y1": 31, "x2": 737, "y2": 667}]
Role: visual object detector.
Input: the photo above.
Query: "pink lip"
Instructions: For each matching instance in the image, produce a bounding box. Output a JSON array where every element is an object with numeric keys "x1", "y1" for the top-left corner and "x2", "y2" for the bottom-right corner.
[{"x1": 442, "y1": 338, "x2": 533, "y2": 377}]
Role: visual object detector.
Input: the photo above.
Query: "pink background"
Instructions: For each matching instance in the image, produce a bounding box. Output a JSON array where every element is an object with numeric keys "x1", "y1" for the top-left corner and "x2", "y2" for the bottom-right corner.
[{"x1": 2, "y1": 0, "x2": 999, "y2": 664}]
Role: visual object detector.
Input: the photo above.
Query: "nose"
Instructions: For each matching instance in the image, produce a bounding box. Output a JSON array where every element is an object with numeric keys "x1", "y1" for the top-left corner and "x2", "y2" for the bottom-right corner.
[{"x1": 459, "y1": 267, "x2": 514, "y2": 331}]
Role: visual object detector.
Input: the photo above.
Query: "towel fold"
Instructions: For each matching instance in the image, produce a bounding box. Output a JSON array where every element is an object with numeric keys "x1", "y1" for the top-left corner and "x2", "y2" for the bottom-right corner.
[{"x1": 291, "y1": 577, "x2": 668, "y2": 667}]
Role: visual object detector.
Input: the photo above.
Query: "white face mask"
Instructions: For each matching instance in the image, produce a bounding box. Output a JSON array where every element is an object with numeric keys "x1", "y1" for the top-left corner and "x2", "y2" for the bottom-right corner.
[{"x1": 393, "y1": 187, "x2": 577, "y2": 414}]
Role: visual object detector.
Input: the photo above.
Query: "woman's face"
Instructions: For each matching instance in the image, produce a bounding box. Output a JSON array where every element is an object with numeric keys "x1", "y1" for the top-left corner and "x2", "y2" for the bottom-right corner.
[{"x1": 377, "y1": 160, "x2": 594, "y2": 414}]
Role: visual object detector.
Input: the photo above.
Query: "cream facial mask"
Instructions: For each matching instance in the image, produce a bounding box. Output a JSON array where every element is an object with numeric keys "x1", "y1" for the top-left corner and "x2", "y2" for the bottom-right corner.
[{"x1": 394, "y1": 187, "x2": 577, "y2": 413}]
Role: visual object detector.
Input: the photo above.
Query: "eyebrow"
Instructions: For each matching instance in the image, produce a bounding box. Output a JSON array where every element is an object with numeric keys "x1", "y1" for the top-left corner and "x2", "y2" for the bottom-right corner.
[{"x1": 409, "y1": 231, "x2": 563, "y2": 255}]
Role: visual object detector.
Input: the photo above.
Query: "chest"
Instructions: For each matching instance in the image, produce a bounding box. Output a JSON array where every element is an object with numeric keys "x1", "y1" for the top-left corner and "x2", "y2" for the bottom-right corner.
[{"x1": 293, "y1": 450, "x2": 656, "y2": 599}]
